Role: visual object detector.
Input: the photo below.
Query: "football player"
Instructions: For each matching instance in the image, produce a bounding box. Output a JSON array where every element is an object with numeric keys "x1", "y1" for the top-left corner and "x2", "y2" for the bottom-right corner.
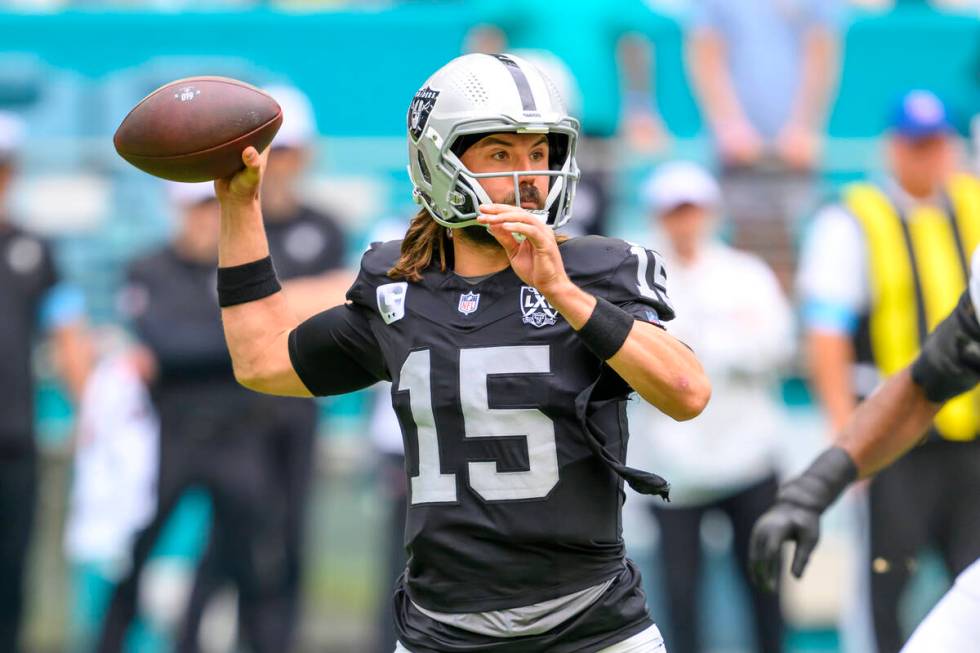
[
  {"x1": 213, "y1": 54, "x2": 710, "y2": 652},
  {"x1": 749, "y1": 249, "x2": 980, "y2": 652}
]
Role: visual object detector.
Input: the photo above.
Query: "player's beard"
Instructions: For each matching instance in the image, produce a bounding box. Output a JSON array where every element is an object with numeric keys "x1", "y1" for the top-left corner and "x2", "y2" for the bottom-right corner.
[{"x1": 459, "y1": 184, "x2": 544, "y2": 248}]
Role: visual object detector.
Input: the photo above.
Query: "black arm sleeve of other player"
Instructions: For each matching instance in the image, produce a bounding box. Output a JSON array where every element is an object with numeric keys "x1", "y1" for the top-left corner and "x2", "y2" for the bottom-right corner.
[
  {"x1": 911, "y1": 290, "x2": 980, "y2": 403},
  {"x1": 288, "y1": 303, "x2": 390, "y2": 396}
]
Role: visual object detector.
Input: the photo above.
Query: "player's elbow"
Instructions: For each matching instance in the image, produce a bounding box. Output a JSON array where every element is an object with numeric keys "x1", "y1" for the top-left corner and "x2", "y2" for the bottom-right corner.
[
  {"x1": 665, "y1": 373, "x2": 711, "y2": 421},
  {"x1": 232, "y1": 358, "x2": 266, "y2": 393},
  {"x1": 230, "y1": 352, "x2": 285, "y2": 395}
]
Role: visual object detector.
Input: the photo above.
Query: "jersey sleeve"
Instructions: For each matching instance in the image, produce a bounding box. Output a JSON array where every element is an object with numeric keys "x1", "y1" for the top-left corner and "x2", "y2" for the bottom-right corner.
[
  {"x1": 344, "y1": 239, "x2": 403, "y2": 311},
  {"x1": 288, "y1": 303, "x2": 389, "y2": 396},
  {"x1": 562, "y1": 236, "x2": 675, "y2": 326},
  {"x1": 603, "y1": 242, "x2": 675, "y2": 325},
  {"x1": 288, "y1": 241, "x2": 400, "y2": 396}
]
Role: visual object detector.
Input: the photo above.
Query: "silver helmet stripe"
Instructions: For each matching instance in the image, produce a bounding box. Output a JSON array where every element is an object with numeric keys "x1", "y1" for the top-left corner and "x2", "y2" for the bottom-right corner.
[{"x1": 490, "y1": 54, "x2": 537, "y2": 113}]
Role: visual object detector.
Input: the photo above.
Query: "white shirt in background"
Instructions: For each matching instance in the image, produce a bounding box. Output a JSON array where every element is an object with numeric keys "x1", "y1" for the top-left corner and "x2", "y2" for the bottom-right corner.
[
  {"x1": 65, "y1": 356, "x2": 159, "y2": 569},
  {"x1": 627, "y1": 241, "x2": 795, "y2": 507}
]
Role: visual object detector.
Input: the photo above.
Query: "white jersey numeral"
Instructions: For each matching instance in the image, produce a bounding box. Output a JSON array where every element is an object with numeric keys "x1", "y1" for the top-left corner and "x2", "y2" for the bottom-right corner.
[
  {"x1": 399, "y1": 349, "x2": 457, "y2": 504},
  {"x1": 398, "y1": 345, "x2": 558, "y2": 505},
  {"x1": 628, "y1": 244, "x2": 671, "y2": 310}
]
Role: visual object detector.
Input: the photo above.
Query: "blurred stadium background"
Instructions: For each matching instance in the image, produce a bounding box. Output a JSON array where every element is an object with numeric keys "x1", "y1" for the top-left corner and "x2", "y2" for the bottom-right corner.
[{"x1": 1, "y1": 0, "x2": 977, "y2": 652}]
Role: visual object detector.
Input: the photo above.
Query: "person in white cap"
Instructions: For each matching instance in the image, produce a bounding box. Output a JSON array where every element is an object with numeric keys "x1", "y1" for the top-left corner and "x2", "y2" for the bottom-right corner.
[
  {"x1": 626, "y1": 161, "x2": 794, "y2": 653},
  {"x1": 97, "y1": 182, "x2": 294, "y2": 653},
  {"x1": 0, "y1": 110, "x2": 92, "y2": 653}
]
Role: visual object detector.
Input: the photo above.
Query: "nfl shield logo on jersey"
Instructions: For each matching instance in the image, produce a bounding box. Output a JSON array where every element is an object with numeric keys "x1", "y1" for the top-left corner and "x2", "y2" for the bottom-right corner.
[
  {"x1": 520, "y1": 286, "x2": 558, "y2": 328},
  {"x1": 377, "y1": 282, "x2": 407, "y2": 324},
  {"x1": 457, "y1": 291, "x2": 480, "y2": 315}
]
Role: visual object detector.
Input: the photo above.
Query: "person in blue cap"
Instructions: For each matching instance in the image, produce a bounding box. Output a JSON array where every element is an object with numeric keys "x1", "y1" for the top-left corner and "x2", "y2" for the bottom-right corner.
[{"x1": 795, "y1": 89, "x2": 980, "y2": 652}]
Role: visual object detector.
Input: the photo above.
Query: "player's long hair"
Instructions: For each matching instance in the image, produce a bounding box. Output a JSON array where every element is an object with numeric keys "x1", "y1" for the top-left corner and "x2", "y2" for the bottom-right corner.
[
  {"x1": 388, "y1": 207, "x2": 570, "y2": 282},
  {"x1": 388, "y1": 208, "x2": 452, "y2": 282}
]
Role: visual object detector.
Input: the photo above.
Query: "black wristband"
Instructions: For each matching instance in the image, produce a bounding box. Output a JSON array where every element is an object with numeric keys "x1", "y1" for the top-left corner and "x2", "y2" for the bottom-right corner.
[
  {"x1": 217, "y1": 256, "x2": 282, "y2": 308},
  {"x1": 575, "y1": 297, "x2": 635, "y2": 360},
  {"x1": 779, "y1": 446, "x2": 858, "y2": 512}
]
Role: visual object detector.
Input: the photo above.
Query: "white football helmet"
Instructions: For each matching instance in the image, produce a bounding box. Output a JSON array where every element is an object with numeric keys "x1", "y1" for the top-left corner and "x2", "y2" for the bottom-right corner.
[{"x1": 406, "y1": 53, "x2": 580, "y2": 229}]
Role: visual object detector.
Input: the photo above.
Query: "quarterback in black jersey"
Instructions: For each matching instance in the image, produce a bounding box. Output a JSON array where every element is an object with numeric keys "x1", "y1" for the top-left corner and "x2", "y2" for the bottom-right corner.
[{"x1": 212, "y1": 54, "x2": 709, "y2": 653}]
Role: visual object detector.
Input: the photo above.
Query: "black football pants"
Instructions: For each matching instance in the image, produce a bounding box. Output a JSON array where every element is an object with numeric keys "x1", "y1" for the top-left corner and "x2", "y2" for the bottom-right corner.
[
  {"x1": 95, "y1": 412, "x2": 289, "y2": 653},
  {"x1": 176, "y1": 399, "x2": 318, "y2": 653},
  {"x1": 0, "y1": 448, "x2": 36, "y2": 653},
  {"x1": 651, "y1": 475, "x2": 783, "y2": 653}
]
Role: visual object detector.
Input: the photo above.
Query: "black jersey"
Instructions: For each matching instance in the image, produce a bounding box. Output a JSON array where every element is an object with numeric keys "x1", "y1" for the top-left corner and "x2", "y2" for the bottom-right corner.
[
  {"x1": 288, "y1": 235, "x2": 674, "y2": 647},
  {"x1": 0, "y1": 225, "x2": 58, "y2": 451}
]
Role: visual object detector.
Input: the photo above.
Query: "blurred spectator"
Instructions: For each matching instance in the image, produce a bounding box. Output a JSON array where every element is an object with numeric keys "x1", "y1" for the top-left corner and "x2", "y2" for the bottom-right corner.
[
  {"x1": 176, "y1": 84, "x2": 352, "y2": 652},
  {"x1": 96, "y1": 182, "x2": 294, "y2": 653},
  {"x1": 64, "y1": 337, "x2": 158, "y2": 653},
  {"x1": 627, "y1": 161, "x2": 794, "y2": 653},
  {"x1": 467, "y1": 0, "x2": 670, "y2": 242},
  {"x1": 506, "y1": 49, "x2": 611, "y2": 238},
  {"x1": 687, "y1": 0, "x2": 843, "y2": 287},
  {"x1": 798, "y1": 89, "x2": 980, "y2": 652},
  {"x1": 259, "y1": 84, "x2": 351, "y2": 320},
  {"x1": 468, "y1": 0, "x2": 667, "y2": 149},
  {"x1": 0, "y1": 110, "x2": 91, "y2": 653}
]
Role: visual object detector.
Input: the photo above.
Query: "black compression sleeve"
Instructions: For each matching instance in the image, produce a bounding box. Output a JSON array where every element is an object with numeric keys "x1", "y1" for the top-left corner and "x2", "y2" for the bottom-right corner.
[
  {"x1": 911, "y1": 291, "x2": 980, "y2": 403},
  {"x1": 288, "y1": 304, "x2": 389, "y2": 396}
]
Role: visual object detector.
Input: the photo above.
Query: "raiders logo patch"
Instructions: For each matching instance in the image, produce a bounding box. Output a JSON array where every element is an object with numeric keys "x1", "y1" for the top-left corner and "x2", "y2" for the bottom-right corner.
[
  {"x1": 520, "y1": 286, "x2": 559, "y2": 328},
  {"x1": 408, "y1": 86, "x2": 439, "y2": 141}
]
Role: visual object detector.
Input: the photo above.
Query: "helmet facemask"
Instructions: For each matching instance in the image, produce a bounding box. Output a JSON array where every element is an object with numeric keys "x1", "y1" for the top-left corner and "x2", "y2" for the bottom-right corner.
[{"x1": 406, "y1": 54, "x2": 581, "y2": 232}]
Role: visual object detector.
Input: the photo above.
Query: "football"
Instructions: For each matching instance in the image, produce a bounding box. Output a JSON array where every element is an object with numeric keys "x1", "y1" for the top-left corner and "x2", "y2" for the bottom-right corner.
[{"x1": 113, "y1": 76, "x2": 283, "y2": 182}]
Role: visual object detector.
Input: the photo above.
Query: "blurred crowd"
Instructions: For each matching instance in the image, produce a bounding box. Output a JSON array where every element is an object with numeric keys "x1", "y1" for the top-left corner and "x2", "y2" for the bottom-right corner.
[{"x1": 1, "y1": 1, "x2": 978, "y2": 652}]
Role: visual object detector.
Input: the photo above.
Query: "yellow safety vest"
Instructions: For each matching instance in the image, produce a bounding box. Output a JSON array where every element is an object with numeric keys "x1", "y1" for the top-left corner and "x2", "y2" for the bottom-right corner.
[{"x1": 844, "y1": 174, "x2": 980, "y2": 441}]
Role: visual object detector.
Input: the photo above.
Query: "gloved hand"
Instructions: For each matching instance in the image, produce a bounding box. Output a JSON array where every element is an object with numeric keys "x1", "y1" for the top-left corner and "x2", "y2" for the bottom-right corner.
[
  {"x1": 749, "y1": 447, "x2": 857, "y2": 592},
  {"x1": 911, "y1": 290, "x2": 980, "y2": 403}
]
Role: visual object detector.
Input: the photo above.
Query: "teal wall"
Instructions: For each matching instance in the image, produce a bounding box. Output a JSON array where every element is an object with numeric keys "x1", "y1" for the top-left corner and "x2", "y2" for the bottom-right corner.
[{"x1": 0, "y1": 4, "x2": 975, "y2": 139}]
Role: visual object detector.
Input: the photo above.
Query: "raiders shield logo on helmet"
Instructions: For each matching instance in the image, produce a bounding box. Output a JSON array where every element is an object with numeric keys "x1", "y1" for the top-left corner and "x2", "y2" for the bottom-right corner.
[
  {"x1": 520, "y1": 286, "x2": 558, "y2": 328},
  {"x1": 408, "y1": 86, "x2": 439, "y2": 141}
]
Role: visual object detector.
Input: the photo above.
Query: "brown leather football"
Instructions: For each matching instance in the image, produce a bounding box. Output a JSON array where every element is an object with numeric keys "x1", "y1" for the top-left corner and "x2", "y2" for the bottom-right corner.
[{"x1": 113, "y1": 76, "x2": 282, "y2": 182}]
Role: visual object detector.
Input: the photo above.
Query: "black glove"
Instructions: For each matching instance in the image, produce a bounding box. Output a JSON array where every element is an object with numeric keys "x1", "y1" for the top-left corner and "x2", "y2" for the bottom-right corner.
[
  {"x1": 748, "y1": 447, "x2": 857, "y2": 592},
  {"x1": 911, "y1": 290, "x2": 980, "y2": 403}
]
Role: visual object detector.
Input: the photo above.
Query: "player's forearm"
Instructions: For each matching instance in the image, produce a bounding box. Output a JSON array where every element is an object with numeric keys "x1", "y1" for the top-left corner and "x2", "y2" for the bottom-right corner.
[
  {"x1": 217, "y1": 197, "x2": 304, "y2": 394},
  {"x1": 547, "y1": 281, "x2": 709, "y2": 420},
  {"x1": 806, "y1": 330, "x2": 857, "y2": 432},
  {"x1": 836, "y1": 368, "x2": 941, "y2": 479},
  {"x1": 219, "y1": 197, "x2": 270, "y2": 266},
  {"x1": 611, "y1": 320, "x2": 710, "y2": 420}
]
